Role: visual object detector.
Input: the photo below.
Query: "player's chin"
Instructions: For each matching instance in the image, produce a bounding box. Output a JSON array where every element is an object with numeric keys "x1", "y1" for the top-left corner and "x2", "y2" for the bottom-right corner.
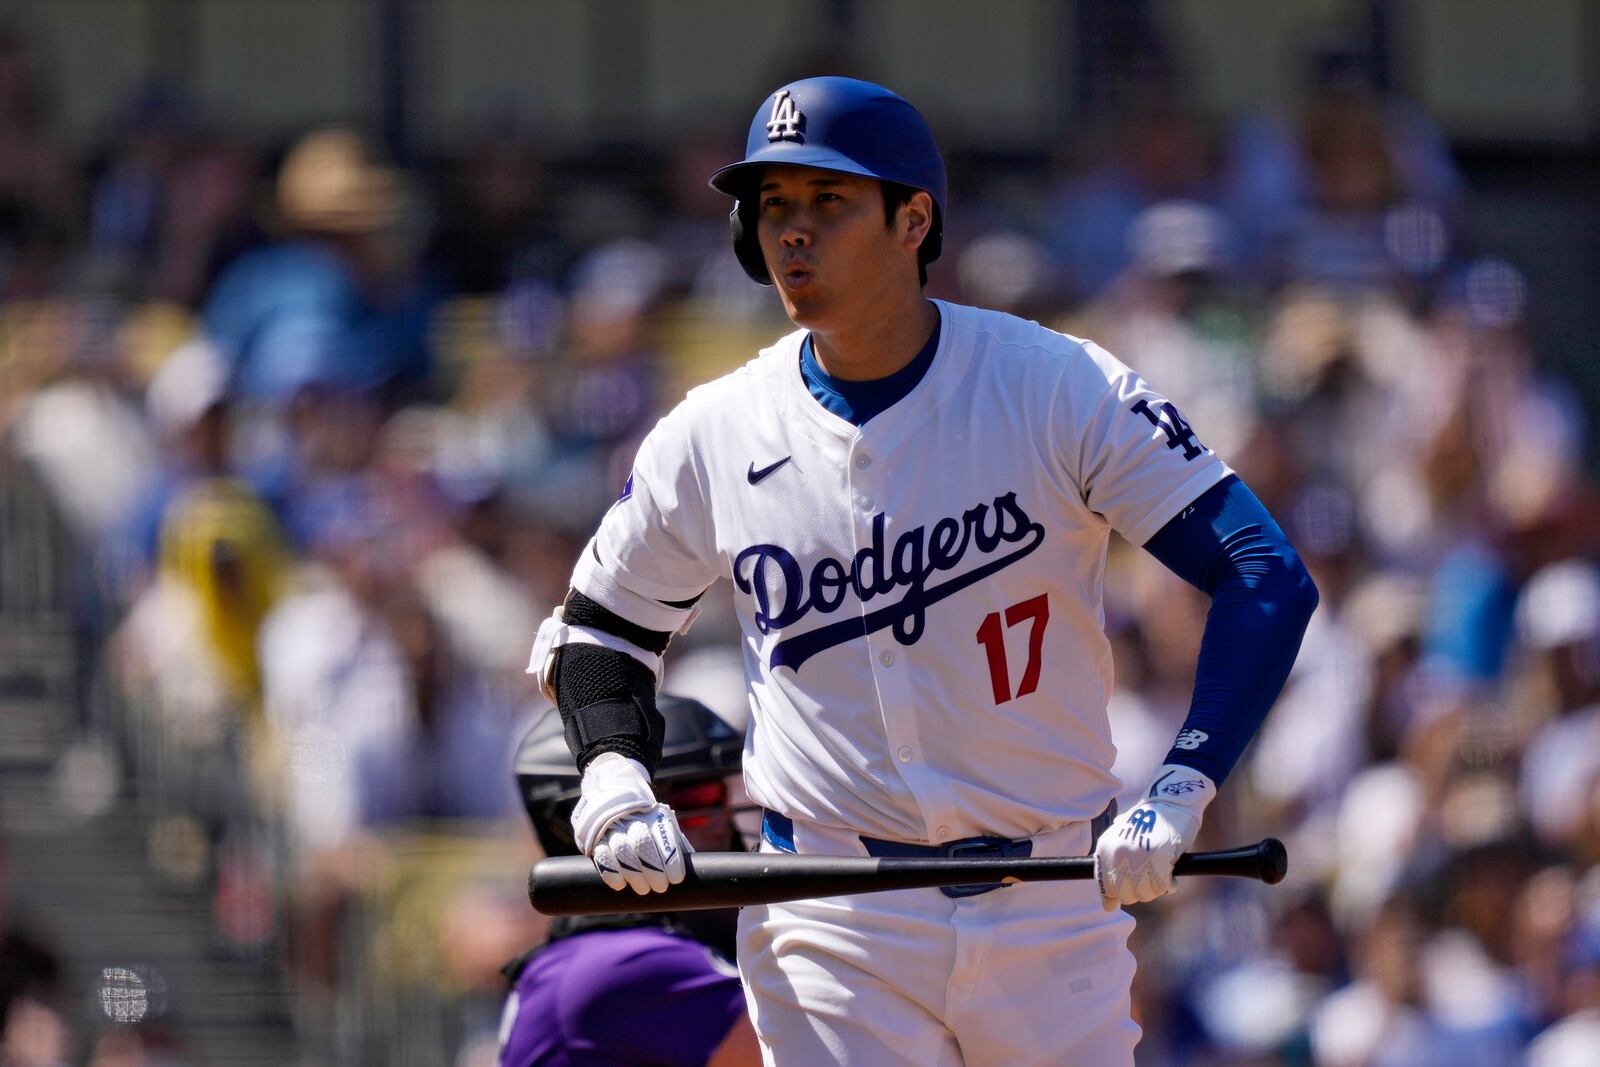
[{"x1": 776, "y1": 289, "x2": 826, "y2": 326}]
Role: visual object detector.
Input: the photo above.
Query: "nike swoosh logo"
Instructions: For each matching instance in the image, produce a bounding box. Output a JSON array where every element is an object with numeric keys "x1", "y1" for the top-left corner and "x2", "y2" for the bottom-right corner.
[{"x1": 747, "y1": 457, "x2": 791, "y2": 485}]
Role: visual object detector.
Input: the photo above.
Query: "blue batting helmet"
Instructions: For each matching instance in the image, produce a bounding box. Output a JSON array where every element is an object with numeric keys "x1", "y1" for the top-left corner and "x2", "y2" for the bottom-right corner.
[{"x1": 709, "y1": 76, "x2": 947, "y2": 285}]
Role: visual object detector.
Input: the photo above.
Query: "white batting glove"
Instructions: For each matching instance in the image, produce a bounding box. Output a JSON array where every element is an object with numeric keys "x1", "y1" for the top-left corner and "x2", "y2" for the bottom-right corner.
[
  {"x1": 1094, "y1": 764, "x2": 1216, "y2": 911},
  {"x1": 570, "y1": 752, "x2": 690, "y2": 895}
]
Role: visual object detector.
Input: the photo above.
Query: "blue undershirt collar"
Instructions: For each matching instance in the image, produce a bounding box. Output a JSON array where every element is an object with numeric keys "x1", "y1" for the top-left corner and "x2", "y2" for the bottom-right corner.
[{"x1": 800, "y1": 305, "x2": 941, "y2": 427}]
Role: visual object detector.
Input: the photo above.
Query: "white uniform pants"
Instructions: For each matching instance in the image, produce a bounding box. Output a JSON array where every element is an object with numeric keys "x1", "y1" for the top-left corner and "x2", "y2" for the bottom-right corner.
[{"x1": 736, "y1": 818, "x2": 1140, "y2": 1067}]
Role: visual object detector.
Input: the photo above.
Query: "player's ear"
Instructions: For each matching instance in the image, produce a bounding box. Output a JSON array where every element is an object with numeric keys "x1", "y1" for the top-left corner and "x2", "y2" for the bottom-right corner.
[{"x1": 901, "y1": 191, "x2": 934, "y2": 253}]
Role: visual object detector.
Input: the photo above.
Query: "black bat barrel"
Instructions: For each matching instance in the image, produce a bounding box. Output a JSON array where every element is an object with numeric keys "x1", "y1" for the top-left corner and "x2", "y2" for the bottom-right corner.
[{"x1": 528, "y1": 839, "x2": 1287, "y2": 917}]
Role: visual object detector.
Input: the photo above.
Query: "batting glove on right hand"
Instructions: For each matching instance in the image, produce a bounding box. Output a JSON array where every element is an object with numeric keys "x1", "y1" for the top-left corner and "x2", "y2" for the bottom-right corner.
[
  {"x1": 571, "y1": 752, "x2": 689, "y2": 896},
  {"x1": 1094, "y1": 764, "x2": 1215, "y2": 911}
]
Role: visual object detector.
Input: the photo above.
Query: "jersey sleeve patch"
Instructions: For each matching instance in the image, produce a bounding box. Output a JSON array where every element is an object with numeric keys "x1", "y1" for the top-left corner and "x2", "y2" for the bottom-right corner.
[
  {"x1": 1065, "y1": 341, "x2": 1232, "y2": 546},
  {"x1": 1129, "y1": 399, "x2": 1205, "y2": 462}
]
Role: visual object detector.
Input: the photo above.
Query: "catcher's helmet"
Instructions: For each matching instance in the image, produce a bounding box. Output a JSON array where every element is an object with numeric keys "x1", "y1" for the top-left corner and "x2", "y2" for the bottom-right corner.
[
  {"x1": 514, "y1": 694, "x2": 743, "y2": 858},
  {"x1": 708, "y1": 76, "x2": 946, "y2": 285}
]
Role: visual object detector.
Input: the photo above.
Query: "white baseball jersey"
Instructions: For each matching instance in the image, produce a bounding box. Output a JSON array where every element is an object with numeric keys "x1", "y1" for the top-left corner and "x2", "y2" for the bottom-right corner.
[{"x1": 567, "y1": 299, "x2": 1231, "y2": 844}]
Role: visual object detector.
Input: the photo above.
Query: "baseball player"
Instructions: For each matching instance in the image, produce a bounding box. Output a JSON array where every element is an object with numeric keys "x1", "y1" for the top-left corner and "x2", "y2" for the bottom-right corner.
[
  {"x1": 499, "y1": 694, "x2": 761, "y2": 1066},
  {"x1": 526, "y1": 77, "x2": 1318, "y2": 1065}
]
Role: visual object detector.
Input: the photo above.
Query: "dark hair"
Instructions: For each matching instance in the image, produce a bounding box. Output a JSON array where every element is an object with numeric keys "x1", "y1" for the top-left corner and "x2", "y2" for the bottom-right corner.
[{"x1": 881, "y1": 181, "x2": 935, "y2": 286}]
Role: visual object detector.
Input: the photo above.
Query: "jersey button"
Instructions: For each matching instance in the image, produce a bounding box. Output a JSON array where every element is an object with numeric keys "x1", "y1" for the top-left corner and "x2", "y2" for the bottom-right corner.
[
  {"x1": 860, "y1": 497, "x2": 874, "y2": 512},
  {"x1": 935, "y1": 826, "x2": 952, "y2": 841},
  {"x1": 879, "y1": 650, "x2": 895, "y2": 667},
  {"x1": 854, "y1": 454, "x2": 871, "y2": 469},
  {"x1": 897, "y1": 746, "x2": 912, "y2": 763}
]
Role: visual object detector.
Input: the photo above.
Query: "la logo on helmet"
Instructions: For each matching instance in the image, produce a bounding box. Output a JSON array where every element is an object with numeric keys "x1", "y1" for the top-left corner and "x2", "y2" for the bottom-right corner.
[{"x1": 766, "y1": 89, "x2": 804, "y2": 142}]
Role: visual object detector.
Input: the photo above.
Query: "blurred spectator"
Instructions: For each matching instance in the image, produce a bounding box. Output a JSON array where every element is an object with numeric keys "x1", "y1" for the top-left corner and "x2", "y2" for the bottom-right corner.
[
  {"x1": 955, "y1": 230, "x2": 1057, "y2": 322},
  {"x1": 257, "y1": 479, "x2": 433, "y2": 854},
  {"x1": 89, "y1": 83, "x2": 191, "y2": 278},
  {"x1": 253, "y1": 481, "x2": 433, "y2": 995},
  {"x1": 1, "y1": 997, "x2": 71, "y2": 1067},
  {"x1": 1511, "y1": 865, "x2": 1585, "y2": 1036},
  {"x1": 376, "y1": 405, "x2": 542, "y2": 676},
  {"x1": 655, "y1": 124, "x2": 728, "y2": 286},
  {"x1": 1311, "y1": 891, "x2": 1513, "y2": 1067},
  {"x1": 1403, "y1": 261, "x2": 1592, "y2": 689},
  {"x1": 1253, "y1": 285, "x2": 1423, "y2": 496},
  {"x1": 0, "y1": 836, "x2": 68, "y2": 1067},
  {"x1": 1514, "y1": 560, "x2": 1600, "y2": 852},
  {"x1": 112, "y1": 464, "x2": 286, "y2": 841},
  {"x1": 84, "y1": 79, "x2": 257, "y2": 306},
  {"x1": 1248, "y1": 567, "x2": 1375, "y2": 835},
  {"x1": 108, "y1": 459, "x2": 287, "y2": 965},
  {"x1": 519, "y1": 239, "x2": 669, "y2": 530},
  {"x1": 426, "y1": 110, "x2": 561, "y2": 294},
  {"x1": 1043, "y1": 99, "x2": 1217, "y2": 303},
  {"x1": 1075, "y1": 200, "x2": 1258, "y2": 461},
  {"x1": 119, "y1": 338, "x2": 240, "y2": 571},
  {"x1": 0, "y1": 29, "x2": 79, "y2": 299},
  {"x1": 7, "y1": 309, "x2": 161, "y2": 551},
  {"x1": 253, "y1": 470, "x2": 528, "y2": 1000},
  {"x1": 663, "y1": 123, "x2": 774, "y2": 322},
  {"x1": 113, "y1": 472, "x2": 286, "y2": 719},
  {"x1": 428, "y1": 279, "x2": 562, "y2": 500},
  {"x1": 203, "y1": 127, "x2": 442, "y2": 403},
  {"x1": 547, "y1": 238, "x2": 667, "y2": 446},
  {"x1": 266, "y1": 387, "x2": 392, "y2": 550},
  {"x1": 1341, "y1": 572, "x2": 1429, "y2": 764},
  {"x1": 355, "y1": 585, "x2": 526, "y2": 828},
  {"x1": 1527, "y1": 1011, "x2": 1600, "y2": 1067},
  {"x1": 1414, "y1": 259, "x2": 1586, "y2": 542},
  {"x1": 1284, "y1": 82, "x2": 1409, "y2": 290},
  {"x1": 1221, "y1": 34, "x2": 1461, "y2": 288},
  {"x1": 148, "y1": 135, "x2": 260, "y2": 308}
]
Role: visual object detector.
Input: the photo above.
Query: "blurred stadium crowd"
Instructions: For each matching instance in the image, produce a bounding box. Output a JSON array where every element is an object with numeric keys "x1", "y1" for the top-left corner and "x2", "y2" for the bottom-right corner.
[{"x1": 0, "y1": 22, "x2": 1598, "y2": 1067}]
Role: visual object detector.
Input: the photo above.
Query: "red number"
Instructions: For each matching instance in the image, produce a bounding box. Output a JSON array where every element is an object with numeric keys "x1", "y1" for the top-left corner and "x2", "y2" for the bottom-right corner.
[
  {"x1": 975, "y1": 593, "x2": 1050, "y2": 704},
  {"x1": 975, "y1": 611, "x2": 1010, "y2": 704},
  {"x1": 1005, "y1": 594, "x2": 1050, "y2": 698}
]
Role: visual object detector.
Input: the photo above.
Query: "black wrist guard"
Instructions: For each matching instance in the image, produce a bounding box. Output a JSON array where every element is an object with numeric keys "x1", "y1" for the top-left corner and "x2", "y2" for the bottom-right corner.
[{"x1": 553, "y1": 644, "x2": 664, "y2": 772}]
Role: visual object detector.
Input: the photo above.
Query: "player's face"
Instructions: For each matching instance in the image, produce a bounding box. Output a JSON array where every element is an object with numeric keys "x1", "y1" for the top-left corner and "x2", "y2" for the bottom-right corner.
[{"x1": 754, "y1": 165, "x2": 926, "y2": 331}]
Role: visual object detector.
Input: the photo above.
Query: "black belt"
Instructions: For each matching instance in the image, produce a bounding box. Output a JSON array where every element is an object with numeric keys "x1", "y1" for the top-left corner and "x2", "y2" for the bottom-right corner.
[{"x1": 760, "y1": 810, "x2": 1031, "y2": 898}]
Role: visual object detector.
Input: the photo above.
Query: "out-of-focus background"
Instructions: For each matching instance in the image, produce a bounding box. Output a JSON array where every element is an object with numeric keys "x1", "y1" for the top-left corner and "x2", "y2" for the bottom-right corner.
[{"x1": 0, "y1": 1, "x2": 1596, "y2": 1064}]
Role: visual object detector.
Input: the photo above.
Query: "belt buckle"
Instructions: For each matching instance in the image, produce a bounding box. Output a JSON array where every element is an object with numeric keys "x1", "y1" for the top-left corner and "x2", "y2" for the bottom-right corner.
[
  {"x1": 943, "y1": 839, "x2": 1005, "y2": 860},
  {"x1": 940, "y1": 837, "x2": 1010, "y2": 898}
]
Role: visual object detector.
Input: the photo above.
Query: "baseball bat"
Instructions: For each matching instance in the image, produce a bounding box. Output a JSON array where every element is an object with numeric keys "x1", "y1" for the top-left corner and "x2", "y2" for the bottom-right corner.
[{"x1": 529, "y1": 838, "x2": 1287, "y2": 916}]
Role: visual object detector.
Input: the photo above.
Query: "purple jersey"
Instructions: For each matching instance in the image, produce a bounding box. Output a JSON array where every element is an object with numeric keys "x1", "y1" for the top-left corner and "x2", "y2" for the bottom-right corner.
[{"x1": 499, "y1": 926, "x2": 746, "y2": 1067}]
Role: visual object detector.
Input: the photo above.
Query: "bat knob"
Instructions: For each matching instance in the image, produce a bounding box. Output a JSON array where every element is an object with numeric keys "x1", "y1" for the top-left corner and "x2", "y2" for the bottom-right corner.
[{"x1": 1256, "y1": 838, "x2": 1288, "y2": 885}]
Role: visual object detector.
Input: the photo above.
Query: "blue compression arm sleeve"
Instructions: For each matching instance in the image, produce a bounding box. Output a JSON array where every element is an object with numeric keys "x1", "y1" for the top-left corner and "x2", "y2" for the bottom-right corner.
[{"x1": 1141, "y1": 475, "x2": 1319, "y2": 786}]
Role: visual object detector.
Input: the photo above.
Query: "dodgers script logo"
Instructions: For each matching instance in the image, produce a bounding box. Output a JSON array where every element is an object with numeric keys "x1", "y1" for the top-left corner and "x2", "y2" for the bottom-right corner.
[{"x1": 733, "y1": 491, "x2": 1045, "y2": 671}]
